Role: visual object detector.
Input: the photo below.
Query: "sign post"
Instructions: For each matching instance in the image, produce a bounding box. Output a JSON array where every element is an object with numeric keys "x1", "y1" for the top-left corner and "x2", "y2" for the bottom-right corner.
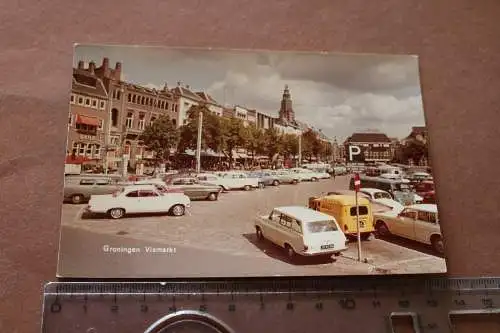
[{"x1": 353, "y1": 172, "x2": 362, "y2": 262}]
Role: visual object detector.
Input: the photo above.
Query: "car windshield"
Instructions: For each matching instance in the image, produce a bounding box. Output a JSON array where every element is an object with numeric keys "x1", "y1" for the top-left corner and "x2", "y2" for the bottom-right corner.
[
  {"x1": 374, "y1": 192, "x2": 392, "y2": 199},
  {"x1": 306, "y1": 220, "x2": 338, "y2": 233}
]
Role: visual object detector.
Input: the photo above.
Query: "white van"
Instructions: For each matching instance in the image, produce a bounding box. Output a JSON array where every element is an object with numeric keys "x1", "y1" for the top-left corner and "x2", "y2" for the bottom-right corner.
[{"x1": 254, "y1": 206, "x2": 348, "y2": 259}]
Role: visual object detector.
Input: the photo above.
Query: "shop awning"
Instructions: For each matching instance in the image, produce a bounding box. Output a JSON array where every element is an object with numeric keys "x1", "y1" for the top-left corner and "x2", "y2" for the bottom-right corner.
[{"x1": 76, "y1": 115, "x2": 100, "y2": 126}]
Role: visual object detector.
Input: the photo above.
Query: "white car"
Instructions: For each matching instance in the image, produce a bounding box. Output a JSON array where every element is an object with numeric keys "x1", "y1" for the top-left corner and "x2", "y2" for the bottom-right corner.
[
  {"x1": 289, "y1": 168, "x2": 320, "y2": 182},
  {"x1": 373, "y1": 204, "x2": 444, "y2": 254},
  {"x1": 86, "y1": 185, "x2": 191, "y2": 219},
  {"x1": 308, "y1": 168, "x2": 331, "y2": 179},
  {"x1": 254, "y1": 206, "x2": 348, "y2": 259},
  {"x1": 196, "y1": 173, "x2": 258, "y2": 191},
  {"x1": 359, "y1": 188, "x2": 404, "y2": 210}
]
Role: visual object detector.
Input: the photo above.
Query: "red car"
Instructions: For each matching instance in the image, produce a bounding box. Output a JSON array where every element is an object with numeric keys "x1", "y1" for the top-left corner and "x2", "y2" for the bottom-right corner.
[{"x1": 413, "y1": 181, "x2": 436, "y2": 203}]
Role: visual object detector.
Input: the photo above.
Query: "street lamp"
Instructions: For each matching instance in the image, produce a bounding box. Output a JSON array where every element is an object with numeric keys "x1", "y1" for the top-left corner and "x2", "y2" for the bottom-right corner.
[{"x1": 195, "y1": 109, "x2": 203, "y2": 173}]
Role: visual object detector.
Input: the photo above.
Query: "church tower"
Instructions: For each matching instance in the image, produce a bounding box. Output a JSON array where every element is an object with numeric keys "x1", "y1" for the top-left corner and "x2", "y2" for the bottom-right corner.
[{"x1": 278, "y1": 84, "x2": 295, "y2": 124}]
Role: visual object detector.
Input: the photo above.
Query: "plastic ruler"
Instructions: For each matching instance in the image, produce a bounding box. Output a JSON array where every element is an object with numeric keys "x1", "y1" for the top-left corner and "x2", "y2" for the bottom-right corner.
[{"x1": 41, "y1": 276, "x2": 500, "y2": 333}]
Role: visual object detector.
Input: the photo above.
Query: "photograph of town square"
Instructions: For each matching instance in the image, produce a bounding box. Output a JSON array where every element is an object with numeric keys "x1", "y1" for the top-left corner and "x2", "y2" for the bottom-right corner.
[{"x1": 57, "y1": 45, "x2": 446, "y2": 278}]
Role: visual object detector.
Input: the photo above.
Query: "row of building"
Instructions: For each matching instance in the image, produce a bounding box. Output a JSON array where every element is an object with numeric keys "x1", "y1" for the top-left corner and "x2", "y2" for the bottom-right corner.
[{"x1": 67, "y1": 57, "x2": 428, "y2": 171}]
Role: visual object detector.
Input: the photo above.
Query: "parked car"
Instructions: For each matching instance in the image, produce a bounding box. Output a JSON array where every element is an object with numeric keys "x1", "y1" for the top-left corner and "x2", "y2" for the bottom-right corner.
[
  {"x1": 332, "y1": 165, "x2": 348, "y2": 175},
  {"x1": 373, "y1": 204, "x2": 443, "y2": 254},
  {"x1": 165, "y1": 177, "x2": 222, "y2": 201},
  {"x1": 64, "y1": 175, "x2": 122, "y2": 204},
  {"x1": 289, "y1": 168, "x2": 320, "y2": 182},
  {"x1": 218, "y1": 172, "x2": 260, "y2": 190},
  {"x1": 349, "y1": 175, "x2": 422, "y2": 205},
  {"x1": 195, "y1": 173, "x2": 258, "y2": 191},
  {"x1": 254, "y1": 206, "x2": 348, "y2": 259},
  {"x1": 268, "y1": 170, "x2": 300, "y2": 185},
  {"x1": 245, "y1": 171, "x2": 277, "y2": 188},
  {"x1": 86, "y1": 185, "x2": 191, "y2": 219}
]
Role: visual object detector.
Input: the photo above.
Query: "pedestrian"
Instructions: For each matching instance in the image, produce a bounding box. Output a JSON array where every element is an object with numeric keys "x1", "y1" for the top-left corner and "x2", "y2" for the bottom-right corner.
[{"x1": 332, "y1": 168, "x2": 336, "y2": 180}]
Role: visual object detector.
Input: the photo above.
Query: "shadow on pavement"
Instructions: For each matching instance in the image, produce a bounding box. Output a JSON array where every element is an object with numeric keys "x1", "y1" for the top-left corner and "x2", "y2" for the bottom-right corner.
[
  {"x1": 375, "y1": 234, "x2": 444, "y2": 258},
  {"x1": 81, "y1": 211, "x2": 175, "y2": 220},
  {"x1": 242, "y1": 233, "x2": 336, "y2": 266}
]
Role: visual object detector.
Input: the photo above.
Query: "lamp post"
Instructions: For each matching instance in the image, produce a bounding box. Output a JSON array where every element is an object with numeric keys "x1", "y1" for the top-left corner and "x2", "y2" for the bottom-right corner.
[
  {"x1": 195, "y1": 110, "x2": 203, "y2": 173},
  {"x1": 298, "y1": 133, "x2": 302, "y2": 167}
]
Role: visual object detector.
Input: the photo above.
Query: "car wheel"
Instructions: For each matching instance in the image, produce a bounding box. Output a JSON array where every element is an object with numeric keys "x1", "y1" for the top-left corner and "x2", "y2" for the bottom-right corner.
[
  {"x1": 375, "y1": 221, "x2": 390, "y2": 237},
  {"x1": 431, "y1": 235, "x2": 444, "y2": 254},
  {"x1": 108, "y1": 208, "x2": 125, "y2": 219},
  {"x1": 219, "y1": 185, "x2": 227, "y2": 192},
  {"x1": 170, "y1": 204, "x2": 185, "y2": 216},
  {"x1": 243, "y1": 185, "x2": 251, "y2": 191},
  {"x1": 272, "y1": 180, "x2": 280, "y2": 186},
  {"x1": 311, "y1": 177, "x2": 318, "y2": 182},
  {"x1": 285, "y1": 244, "x2": 296, "y2": 260},
  {"x1": 256, "y1": 227, "x2": 264, "y2": 241},
  {"x1": 207, "y1": 192, "x2": 218, "y2": 201},
  {"x1": 71, "y1": 194, "x2": 84, "y2": 204}
]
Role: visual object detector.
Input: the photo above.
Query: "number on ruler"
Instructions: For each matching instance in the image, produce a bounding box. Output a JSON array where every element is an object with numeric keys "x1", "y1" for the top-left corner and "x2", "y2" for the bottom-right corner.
[{"x1": 339, "y1": 298, "x2": 356, "y2": 310}]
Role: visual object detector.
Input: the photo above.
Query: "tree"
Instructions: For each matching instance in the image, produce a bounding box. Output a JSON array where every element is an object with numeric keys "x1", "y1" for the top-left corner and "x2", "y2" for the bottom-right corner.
[
  {"x1": 177, "y1": 104, "x2": 224, "y2": 154},
  {"x1": 403, "y1": 138, "x2": 428, "y2": 165},
  {"x1": 281, "y1": 133, "x2": 300, "y2": 160},
  {"x1": 140, "y1": 114, "x2": 179, "y2": 167},
  {"x1": 301, "y1": 129, "x2": 319, "y2": 162},
  {"x1": 245, "y1": 124, "x2": 266, "y2": 165},
  {"x1": 220, "y1": 117, "x2": 248, "y2": 167},
  {"x1": 263, "y1": 127, "x2": 283, "y2": 164}
]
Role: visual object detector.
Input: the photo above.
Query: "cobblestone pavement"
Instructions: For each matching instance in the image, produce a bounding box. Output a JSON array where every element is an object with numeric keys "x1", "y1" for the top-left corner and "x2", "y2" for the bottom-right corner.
[{"x1": 58, "y1": 175, "x2": 447, "y2": 277}]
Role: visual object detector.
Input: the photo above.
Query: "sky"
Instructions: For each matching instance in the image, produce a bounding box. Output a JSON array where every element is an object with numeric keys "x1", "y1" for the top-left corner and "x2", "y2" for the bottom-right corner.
[{"x1": 74, "y1": 45, "x2": 427, "y2": 141}]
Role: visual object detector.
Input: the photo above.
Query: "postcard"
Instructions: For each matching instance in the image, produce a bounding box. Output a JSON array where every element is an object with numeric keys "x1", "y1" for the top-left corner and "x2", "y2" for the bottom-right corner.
[{"x1": 57, "y1": 45, "x2": 446, "y2": 277}]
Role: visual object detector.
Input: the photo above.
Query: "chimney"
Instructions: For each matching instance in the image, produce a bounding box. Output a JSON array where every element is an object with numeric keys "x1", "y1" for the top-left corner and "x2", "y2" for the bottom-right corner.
[
  {"x1": 102, "y1": 57, "x2": 110, "y2": 77},
  {"x1": 163, "y1": 82, "x2": 168, "y2": 90},
  {"x1": 102, "y1": 57, "x2": 109, "y2": 69},
  {"x1": 114, "y1": 62, "x2": 122, "y2": 80},
  {"x1": 77, "y1": 61, "x2": 84, "y2": 70},
  {"x1": 88, "y1": 61, "x2": 96, "y2": 74}
]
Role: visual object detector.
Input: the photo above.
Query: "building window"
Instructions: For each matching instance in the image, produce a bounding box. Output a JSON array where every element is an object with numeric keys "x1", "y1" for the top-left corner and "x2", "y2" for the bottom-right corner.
[
  {"x1": 141, "y1": 96, "x2": 145, "y2": 105},
  {"x1": 111, "y1": 108, "x2": 119, "y2": 127},
  {"x1": 145, "y1": 97, "x2": 149, "y2": 106},
  {"x1": 126, "y1": 112, "x2": 133, "y2": 129},
  {"x1": 138, "y1": 113, "x2": 145, "y2": 130},
  {"x1": 77, "y1": 96, "x2": 84, "y2": 105},
  {"x1": 127, "y1": 93, "x2": 131, "y2": 102},
  {"x1": 117, "y1": 90, "x2": 121, "y2": 100},
  {"x1": 124, "y1": 142, "x2": 131, "y2": 155},
  {"x1": 75, "y1": 123, "x2": 97, "y2": 134},
  {"x1": 132, "y1": 95, "x2": 136, "y2": 103},
  {"x1": 85, "y1": 143, "x2": 92, "y2": 155},
  {"x1": 85, "y1": 98, "x2": 91, "y2": 106},
  {"x1": 150, "y1": 99, "x2": 153, "y2": 106},
  {"x1": 94, "y1": 144, "x2": 101, "y2": 157},
  {"x1": 150, "y1": 116, "x2": 156, "y2": 124},
  {"x1": 165, "y1": 102, "x2": 169, "y2": 110},
  {"x1": 172, "y1": 119, "x2": 176, "y2": 126},
  {"x1": 92, "y1": 99, "x2": 98, "y2": 108},
  {"x1": 70, "y1": 94, "x2": 75, "y2": 104},
  {"x1": 98, "y1": 119, "x2": 104, "y2": 130},
  {"x1": 110, "y1": 136, "x2": 120, "y2": 145},
  {"x1": 99, "y1": 101, "x2": 106, "y2": 110},
  {"x1": 174, "y1": 104, "x2": 178, "y2": 112},
  {"x1": 68, "y1": 114, "x2": 74, "y2": 126},
  {"x1": 78, "y1": 143, "x2": 85, "y2": 155}
]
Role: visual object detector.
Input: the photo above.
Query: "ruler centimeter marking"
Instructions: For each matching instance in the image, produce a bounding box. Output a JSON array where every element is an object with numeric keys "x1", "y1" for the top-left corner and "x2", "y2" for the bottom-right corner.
[{"x1": 42, "y1": 277, "x2": 500, "y2": 333}]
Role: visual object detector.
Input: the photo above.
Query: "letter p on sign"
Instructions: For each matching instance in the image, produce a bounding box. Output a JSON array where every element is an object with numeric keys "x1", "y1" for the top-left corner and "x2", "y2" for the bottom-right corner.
[{"x1": 348, "y1": 145, "x2": 361, "y2": 161}]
